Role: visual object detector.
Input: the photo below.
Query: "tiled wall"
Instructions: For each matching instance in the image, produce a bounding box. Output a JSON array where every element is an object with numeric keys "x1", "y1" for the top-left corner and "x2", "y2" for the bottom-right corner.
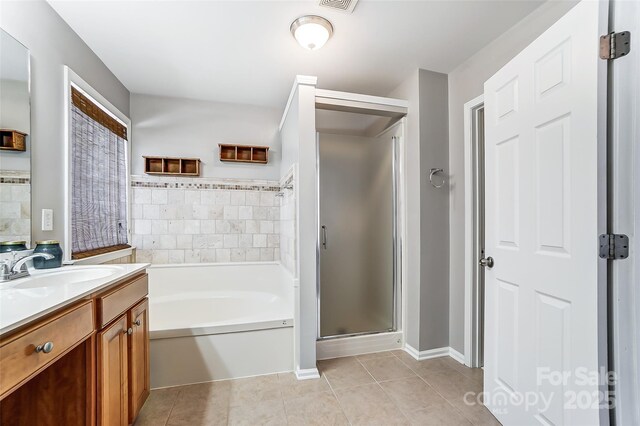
[
  {"x1": 131, "y1": 176, "x2": 281, "y2": 264},
  {"x1": 0, "y1": 172, "x2": 31, "y2": 245},
  {"x1": 279, "y1": 167, "x2": 296, "y2": 275}
]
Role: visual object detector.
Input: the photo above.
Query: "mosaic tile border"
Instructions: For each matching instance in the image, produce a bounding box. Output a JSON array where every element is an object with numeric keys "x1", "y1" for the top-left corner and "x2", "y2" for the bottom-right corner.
[
  {"x1": 130, "y1": 179, "x2": 281, "y2": 192},
  {"x1": 0, "y1": 177, "x2": 30, "y2": 184}
]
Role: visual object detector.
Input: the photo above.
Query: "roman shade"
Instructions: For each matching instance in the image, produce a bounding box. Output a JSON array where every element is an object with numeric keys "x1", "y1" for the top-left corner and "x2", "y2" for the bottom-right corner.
[{"x1": 71, "y1": 87, "x2": 129, "y2": 259}]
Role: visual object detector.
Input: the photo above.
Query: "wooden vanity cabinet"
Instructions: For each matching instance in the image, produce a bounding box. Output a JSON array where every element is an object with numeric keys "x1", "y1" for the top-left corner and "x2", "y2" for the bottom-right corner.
[
  {"x1": 0, "y1": 271, "x2": 150, "y2": 426},
  {"x1": 128, "y1": 298, "x2": 150, "y2": 423},
  {"x1": 97, "y1": 315, "x2": 129, "y2": 426},
  {"x1": 96, "y1": 274, "x2": 150, "y2": 426}
]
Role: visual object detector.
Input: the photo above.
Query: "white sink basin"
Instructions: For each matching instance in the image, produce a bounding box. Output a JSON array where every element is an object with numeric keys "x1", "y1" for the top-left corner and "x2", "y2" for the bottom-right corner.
[{"x1": 12, "y1": 266, "x2": 124, "y2": 289}]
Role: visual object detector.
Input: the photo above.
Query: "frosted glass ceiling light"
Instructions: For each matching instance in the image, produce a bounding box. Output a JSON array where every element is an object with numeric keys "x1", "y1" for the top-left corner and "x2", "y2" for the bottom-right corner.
[{"x1": 290, "y1": 16, "x2": 333, "y2": 51}]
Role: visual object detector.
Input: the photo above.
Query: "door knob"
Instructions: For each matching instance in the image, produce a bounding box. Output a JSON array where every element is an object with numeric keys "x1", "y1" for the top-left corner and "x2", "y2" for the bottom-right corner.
[{"x1": 479, "y1": 257, "x2": 494, "y2": 268}]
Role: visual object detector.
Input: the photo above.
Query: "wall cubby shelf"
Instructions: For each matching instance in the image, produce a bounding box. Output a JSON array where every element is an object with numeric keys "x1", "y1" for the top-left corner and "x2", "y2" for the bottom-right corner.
[
  {"x1": 0, "y1": 129, "x2": 27, "y2": 152},
  {"x1": 143, "y1": 156, "x2": 201, "y2": 176},
  {"x1": 219, "y1": 144, "x2": 269, "y2": 164}
]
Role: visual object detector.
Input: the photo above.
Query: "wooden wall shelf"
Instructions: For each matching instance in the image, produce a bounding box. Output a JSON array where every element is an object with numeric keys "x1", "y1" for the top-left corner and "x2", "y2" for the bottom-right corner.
[
  {"x1": 0, "y1": 129, "x2": 27, "y2": 152},
  {"x1": 219, "y1": 144, "x2": 269, "y2": 164},
  {"x1": 143, "y1": 156, "x2": 200, "y2": 176}
]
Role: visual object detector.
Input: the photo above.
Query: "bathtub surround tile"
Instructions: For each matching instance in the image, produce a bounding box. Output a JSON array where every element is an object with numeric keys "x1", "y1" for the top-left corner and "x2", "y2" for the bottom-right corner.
[
  {"x1": 238, "y1": 206, "x2": 253, "y2": 220},
  {"x1": 215, "y1": 191, "x2": 231, "y2": 205},
  {"x1": 151, "y1": 219, "x2": 168, "y2": 235},
  {"x1": 224, "y1": 234, "x2": 239, "y2": 248},
  {"x1": 192, "y1": 204, "x2": 210, "y2": 219},
  {"x1": 185, "y1": 189, "x2": 200, "y2": 204},
  {"x1": 143, "y1": 204, "x2": 160, "y2": 219},
  {"x1": 230, "y1": 248, "x2": 246, "y2": 262},
  {"x1": 133, "y1": 188, "x2": 152, "y2": 204},
  {"x1": 201, "y1": 249, "x2": 217, "y2": 263},
  {"x1": 239, "y1": 234, "x2": 253, "y2": 248},
  {"x1": 160, "y1": 205, "x2": 178, "y2": 219},
  {"x1": 245, "y1": 220, "x2": 259, "y2": 234},
  {"x1": 267, "y1": 234, "x2": 280, "y2": 248},
  {"x1": 260, "y1": 248, "x2": 274, "y2": 261},
  {"x1": 132, "y1": 204, "x2": 143, "y2": 219},
  {"x1": 134, "y1": 219, "x2": 151, "y2": 235},
  {"x1": 183, "y1": 220, "x2": 200, "y2": 234},
  {"x1": 245, "y1": 248, "x2": 261, "y2": 261},
  {"x1": 151, "y1": 250, "x2": 169, "y2": 264},
  {"x1": 230, "y1": 191, "x2": 246, "y2": 205},
  {"x1": 167, "y1": 189, "x2": 185, "y2": 204},
  {"x1": 246, "y1": 191, "x2": 261, "y2": 206},
  {"x1": 131, "y1": 175, "x2": 284, "y2": 264},
  {"x1": 224, "y1": 205, "x2": 239, "y2": 220},
  {"x1": 184, "y1": 249, "x2": 201, "y2": 263},
  {"x1": 168, "y1": 250, "x2": 185, "y2": 264},
  {"x1": 159, "y1": 235, "x2": 177, "y2": 250},
  {"x1": 152, "y1": 189, "x2": 168, "y2": 204},
  {"x1": 216, "y1": 249, "x2": 231, "y2": 262},
  {"x1": 259, "y1": 220, "x2": 274, "y2": 234}
]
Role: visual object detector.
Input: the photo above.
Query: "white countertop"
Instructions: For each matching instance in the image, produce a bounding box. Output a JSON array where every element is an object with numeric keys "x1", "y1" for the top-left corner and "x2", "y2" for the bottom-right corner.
[{"x1": 0, "y1": 263, "x2": 149, "y2": 337}]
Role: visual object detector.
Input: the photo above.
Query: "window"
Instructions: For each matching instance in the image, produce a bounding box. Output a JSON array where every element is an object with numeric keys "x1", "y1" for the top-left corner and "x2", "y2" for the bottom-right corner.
[{"x1": 70, "y1": 86, "x2": 130, "y2": 259}]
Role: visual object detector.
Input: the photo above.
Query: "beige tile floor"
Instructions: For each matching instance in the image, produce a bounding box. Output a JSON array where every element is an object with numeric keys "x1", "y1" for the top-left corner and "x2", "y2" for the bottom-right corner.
[{"x1": 135, "y1": 350, "x2": 500, "y2": 426}]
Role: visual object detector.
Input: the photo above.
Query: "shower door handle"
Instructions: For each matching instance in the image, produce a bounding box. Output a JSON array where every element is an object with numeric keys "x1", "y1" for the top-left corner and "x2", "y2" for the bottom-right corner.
[{"x1": 321, "y1": 225, "x2": 328, "y2": 249}]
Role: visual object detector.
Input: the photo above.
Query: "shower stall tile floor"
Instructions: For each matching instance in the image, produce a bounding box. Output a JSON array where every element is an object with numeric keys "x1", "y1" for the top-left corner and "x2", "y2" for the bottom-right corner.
[{"x1": 134, "y1": 350, "x2": 498, "y2": 426}]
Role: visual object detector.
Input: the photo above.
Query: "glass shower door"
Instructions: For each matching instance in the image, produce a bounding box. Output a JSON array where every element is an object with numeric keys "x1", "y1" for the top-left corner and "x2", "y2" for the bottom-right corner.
[{"x1": 318, "y1": 131, "x2": 396, "y2": 338}]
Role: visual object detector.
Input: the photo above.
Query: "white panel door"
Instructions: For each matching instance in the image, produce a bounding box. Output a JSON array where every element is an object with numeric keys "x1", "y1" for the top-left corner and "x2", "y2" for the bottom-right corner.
[{"x1": 483, "y1": 1, "x2": 608, "y2": 425}]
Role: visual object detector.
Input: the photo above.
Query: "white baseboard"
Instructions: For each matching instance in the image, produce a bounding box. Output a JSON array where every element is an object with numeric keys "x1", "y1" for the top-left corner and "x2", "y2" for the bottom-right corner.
[
  {"x1": 316, "y1": 332, "x2": 403, "y2": 360},
  {"x1": 404, "y1": 344, "x2": 467, "y2": 365},
  {"x1": 295, "y1": 368, "x2": 320, "y2": 380},
  {"x1": 448, "y1": 347, "x2": 465, "y2": 364},
  {"x1": 404, "y1": 344, "x2": 450, "y2": 360}
]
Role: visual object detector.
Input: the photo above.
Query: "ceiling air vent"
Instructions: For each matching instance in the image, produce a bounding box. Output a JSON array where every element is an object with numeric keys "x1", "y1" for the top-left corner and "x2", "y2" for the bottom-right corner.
[{"x1": 318, "y1": 0, "x2": 359, "y2": 14}]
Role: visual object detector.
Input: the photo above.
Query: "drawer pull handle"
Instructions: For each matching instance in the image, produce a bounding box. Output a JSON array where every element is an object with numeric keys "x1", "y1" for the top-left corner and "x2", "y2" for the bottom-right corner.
[
  {"x1": 134, "y1": 319, "x2": 141, "y2": 326},
  {"x1": 35, "y1": 342, "x2": 54, "y2": 354},
  {"x1": 124, "y1": 328, "x2": 133, "y2": 335}
]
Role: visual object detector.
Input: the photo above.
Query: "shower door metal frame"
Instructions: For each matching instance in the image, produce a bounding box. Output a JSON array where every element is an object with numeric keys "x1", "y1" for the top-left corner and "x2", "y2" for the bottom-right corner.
[{"x1": 316, "y1": 117, "x2": 405, "y2": 341}]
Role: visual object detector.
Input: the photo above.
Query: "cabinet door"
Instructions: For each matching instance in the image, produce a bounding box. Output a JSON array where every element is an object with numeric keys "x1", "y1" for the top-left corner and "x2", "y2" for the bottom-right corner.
[
  {"x1": 97, "y1": 315, "x2": 128, "y2": 426},
  {"x1": 128, "y1": 298, "x2": 150, "y2": 423}
]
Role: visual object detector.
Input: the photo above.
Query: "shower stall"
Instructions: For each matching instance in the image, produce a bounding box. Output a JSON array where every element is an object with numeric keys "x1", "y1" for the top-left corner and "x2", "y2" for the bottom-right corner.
[{"x1": 315, "y1": 102, "x2": 405, "y2": 341}]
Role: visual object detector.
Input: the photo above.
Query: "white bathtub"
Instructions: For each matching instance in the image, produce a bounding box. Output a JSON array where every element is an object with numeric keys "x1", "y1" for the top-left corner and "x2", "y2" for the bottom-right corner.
[{"x1": 148, "y1": 262, "x2": 294, "y2": 388}]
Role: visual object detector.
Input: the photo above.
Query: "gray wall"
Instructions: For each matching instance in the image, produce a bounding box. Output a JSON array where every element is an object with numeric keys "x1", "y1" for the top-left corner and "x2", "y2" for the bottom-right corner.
[
  {"x1": 418, "y1": 69, "x2": 450, "y2": 350},
  {"x1": 0, "y1": 0, "x2": 130, "y2": 245},
  {"x1": 389, "y1": 69, "x2": 450, "y2": 352},
  {"x1": 447, "y1": 0, "x2": 578, "y2": 353},
  {"x1": 131, "y1": 94, "x2": 282, "y2": 181}
]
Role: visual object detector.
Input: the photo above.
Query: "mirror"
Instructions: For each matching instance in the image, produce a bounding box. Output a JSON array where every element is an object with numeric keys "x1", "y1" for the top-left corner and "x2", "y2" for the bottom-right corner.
[{"x1": 0, "y1": 29, "x2": 31, "y2": 247}]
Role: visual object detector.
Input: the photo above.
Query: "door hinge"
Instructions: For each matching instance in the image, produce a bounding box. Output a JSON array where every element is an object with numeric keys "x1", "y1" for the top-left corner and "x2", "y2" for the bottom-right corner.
[
  {"x1": 600, "y1": 31, "x2": 631, "y2": 60},
  {"x1": 599, "y1": 234, "x2": 629, "y2": 260}
]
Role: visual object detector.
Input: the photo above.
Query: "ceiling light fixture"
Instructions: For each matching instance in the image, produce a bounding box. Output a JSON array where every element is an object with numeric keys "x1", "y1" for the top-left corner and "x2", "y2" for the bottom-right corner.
[{"x1": 290, "y1": 15, "x2": 333, "y2": 51}]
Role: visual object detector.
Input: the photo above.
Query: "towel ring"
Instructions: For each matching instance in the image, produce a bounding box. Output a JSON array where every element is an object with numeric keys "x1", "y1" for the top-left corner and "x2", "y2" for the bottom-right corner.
[{"x1": 429, "y1": 168, "x2": 445, "y2": 189}]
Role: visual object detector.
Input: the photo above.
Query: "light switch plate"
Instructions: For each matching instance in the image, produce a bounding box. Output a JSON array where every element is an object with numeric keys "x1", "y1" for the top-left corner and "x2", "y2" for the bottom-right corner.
[{"x1": 42, "y1": 209, "x2": 53, "y2": 231}]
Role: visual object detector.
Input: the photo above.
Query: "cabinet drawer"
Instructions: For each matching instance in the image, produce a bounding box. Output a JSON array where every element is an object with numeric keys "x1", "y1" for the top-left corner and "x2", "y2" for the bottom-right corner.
[
  {"x1": 0, "y1": 301, "x2": 94, "y2": 398},
  {"x1": 98, "y1": 274, "x2": 148, "y2": 328}
]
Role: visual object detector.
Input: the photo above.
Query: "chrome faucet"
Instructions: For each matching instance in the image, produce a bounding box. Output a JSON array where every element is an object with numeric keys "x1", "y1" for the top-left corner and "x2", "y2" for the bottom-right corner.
[{"x1": 0, "y1": 253, "x2": 55, "y2": 282}]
